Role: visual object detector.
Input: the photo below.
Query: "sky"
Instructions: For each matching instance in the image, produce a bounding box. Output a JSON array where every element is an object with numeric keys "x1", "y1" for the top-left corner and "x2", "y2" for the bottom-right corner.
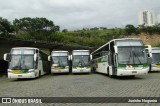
[{"x1": 0, "y1": 0, "x2": 160, "y2": 30}]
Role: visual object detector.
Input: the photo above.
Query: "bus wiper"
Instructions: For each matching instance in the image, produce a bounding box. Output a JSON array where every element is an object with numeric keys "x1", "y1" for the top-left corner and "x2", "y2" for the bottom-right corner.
[
  {"x1": 133, "y1": 52, "x2": 142, "y2": 64},
  {"x1": 58, "y1": 57, "x2": 65, "y2": 68},
  {"x1": 60, "y1": 60, "x2": 65, "y2": 68},
  {"x1": 127, "y1": 51, "x2": 132, "y2": 64},
  {"x1": 14, "y1": 56, "x2": 21, "y2": 69},
  {"x1": 77, "y1": 59, "x2": 86, "y2": 67},
  {"x1": 81, "y1": 58, "x2": 86, "y2": 67}
]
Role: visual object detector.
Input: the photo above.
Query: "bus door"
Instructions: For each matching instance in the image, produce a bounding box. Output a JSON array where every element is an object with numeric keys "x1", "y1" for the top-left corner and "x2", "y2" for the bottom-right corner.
[{"x1": 113, "y1": 53, "x2": 118, "y2": 75}]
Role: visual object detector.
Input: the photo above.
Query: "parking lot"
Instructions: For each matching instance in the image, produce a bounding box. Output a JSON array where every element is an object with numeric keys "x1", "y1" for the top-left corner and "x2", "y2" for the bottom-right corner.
[{"x1": 0, "y1": 72, "x2": 160, "y2": 106}]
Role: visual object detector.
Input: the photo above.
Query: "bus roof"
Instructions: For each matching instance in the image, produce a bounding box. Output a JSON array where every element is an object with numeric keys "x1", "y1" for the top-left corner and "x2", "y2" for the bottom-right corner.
[
  {"x1": 12, "y1": 47, "x2": 39, "y2": 50},
  {"x1": 52, "y1": 51, "x2": 68, "y2": 53},
  {"x1": 72, "y1": 50, "x2": 90, "y2": 52},
  {"x1": 91, "y1": 38, "x2": 142, "y2": 55}
]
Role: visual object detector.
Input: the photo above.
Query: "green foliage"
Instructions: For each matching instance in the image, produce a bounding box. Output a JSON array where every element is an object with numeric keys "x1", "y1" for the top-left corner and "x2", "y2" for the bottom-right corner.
[
  {"x1": 62, "y1": 29, "x2": 68, "y2": 33},
  {"x1": 2, "y1": 16, "x2": 160, "y2": 48},
  {"x1": 125, "y1": 24, "x2": 136, "y2": 35},
  {"x1": 13, "y1": 17, "x2": 59, "y2": 32},
  {"x1": 13, "y1": 17, "x2": 60, "y2": 41},
  {"x1": 137, "y1": 24, "x2": 160, "y2": 35},
  {"x1": 0, "y1": 17, "x2": 15, "y2": 37}
]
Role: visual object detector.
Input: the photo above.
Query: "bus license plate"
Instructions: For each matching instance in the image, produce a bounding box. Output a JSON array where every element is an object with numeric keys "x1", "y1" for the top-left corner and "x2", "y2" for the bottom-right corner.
[
  {"x1": 80, "y1": 70, "x2": 83, "y2": 72},
  {"x1": 132, "y1": 71, "x2": 137, "y2": 73},
  {"x1": 18, "y1": 75, "x2": 22, "y2": 77}
]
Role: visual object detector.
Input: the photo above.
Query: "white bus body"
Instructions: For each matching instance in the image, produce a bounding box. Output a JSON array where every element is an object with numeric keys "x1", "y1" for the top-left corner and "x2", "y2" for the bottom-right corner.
[
  {"x1": 4, "y1": 47, "x2": 49, "y2": 78},
  {"x1": 91, "y1": 38, "x2": 150, "y2": 77},
  {"x1": 146, "y1": 46, "x2": 160, "y2": 71},
  {"x1": 48, "y1": 51, "x2": 70, "y2": 73},
  {"x1": 71, "y1": 50, "x2": 92, "y2": 73}
]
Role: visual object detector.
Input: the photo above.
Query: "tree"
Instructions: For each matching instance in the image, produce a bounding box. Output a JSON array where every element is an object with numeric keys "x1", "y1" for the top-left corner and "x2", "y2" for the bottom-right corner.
[
  {"x1": 125, "y1": 24, "x2": 136, "y2": 35},
  {"x1": 13, "y1": 17, "x2": 60, "y2": 41},
  {"x1": 153, "y1": 24, "x2": 160, "y2": 34},
  {"x1": 62, "y1": 29, "x2": 68, "y2": 33},
  {"x1": 90, "y1": 27, "x2": 99, "y2": 30},
  {"x1": 13, "y1": 17, "x2": 60, "y2": 33},
  {"x1": 146, "y1": 26, "x2": 153, "y2": 35},
  {"x1": 0, "y1": 17, "x2": 15, "y2": 37}
]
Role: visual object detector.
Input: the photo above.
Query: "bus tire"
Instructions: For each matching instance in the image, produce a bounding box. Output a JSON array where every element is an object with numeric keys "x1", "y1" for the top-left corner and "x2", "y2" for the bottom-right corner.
[
  {"x1": 92, "y1": 67, "x2": 96, "y2": 73},
  {"x1": 130, "y1": 75, "x2": 135, "y2": 78},
  {"x1": 38, "y1": 71, "x2": 41, "y2": 78},
  {"x1": 108, "y1": 70, "x2": 114, "y2": 78},
  {"x1": 109, "y1": 74, "x2": 114, "y2": 78},
  {"x1": 107, "y1": 67, "x2": 109, "y2": 75},
  {"x1": 148, "y1": 65, "x2": 151, "y2": 73}
]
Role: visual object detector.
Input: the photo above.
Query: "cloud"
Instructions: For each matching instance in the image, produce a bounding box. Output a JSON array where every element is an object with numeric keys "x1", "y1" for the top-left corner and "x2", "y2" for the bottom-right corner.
[{"x1": 0, "y1": 0, "x2": 160, "y2": 30}]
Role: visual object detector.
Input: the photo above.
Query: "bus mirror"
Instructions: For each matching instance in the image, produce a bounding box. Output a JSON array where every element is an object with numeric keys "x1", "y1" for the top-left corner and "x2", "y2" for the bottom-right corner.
[
  {"x1": 4, "y1": 53, "x2": 10, "y2": 61},
  {"x1": 34, "y1": 53, "x2": 38, "y2": 61},
  {"x1": 114, "y1": 46, "x2": 118, "y2": 53},
  {"x1": 48, "y1": 56, "x2": 51, "y2": 61},
  {"x1": 147, "y1": 57, "x2": 152, "y2": 64},
  {"x1": 70, "y1": 55, "x2": 72, "y2": 60},
  {"x1": 90, "y1": 55, "x2": 93, "y2": 60},
  {"x1": 145, "y1": 45, "x2": 151, "y2": 50}
]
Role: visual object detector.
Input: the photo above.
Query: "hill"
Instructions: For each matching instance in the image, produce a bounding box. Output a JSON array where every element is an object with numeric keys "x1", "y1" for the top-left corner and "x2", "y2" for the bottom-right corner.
[{"x1": 128, "y1": 33, "x2": 160, "y2": 47}]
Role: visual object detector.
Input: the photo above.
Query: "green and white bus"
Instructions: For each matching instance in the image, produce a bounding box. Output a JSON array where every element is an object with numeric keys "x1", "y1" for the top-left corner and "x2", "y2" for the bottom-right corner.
[
  {"x1": 4, "y1": 47, "x2": 50, "y2": 78},
  {"x1": 48, "y1": 51, "x2": 70, "y2": 73},
  {"x1": 146, "y1": 45, "x2": 160, "y2": 71},
  {"x1": 91, "y1": 38, "x2": 150, "y2": 77},
  {"x1": 71, "y1": 50, "x2": 92, "y2": 73}
]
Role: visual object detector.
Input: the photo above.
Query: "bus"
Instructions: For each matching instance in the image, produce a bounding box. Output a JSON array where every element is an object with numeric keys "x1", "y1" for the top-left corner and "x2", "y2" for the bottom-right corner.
[
  {"x1": 4, "y1": 47, "x2": 50, "y2": 78},
  {"x1": 48, "y1": 51, "x2": 70, "y2": 74},
  {"x1": 146, "y1": 45, "x2": 160, "y2": 71},
  {"x1": 91, "y1": 38, "x2": 151, "y2": 77},
  {"x1": 70, "y1": 50, "x2": 92, "y2": 73}
]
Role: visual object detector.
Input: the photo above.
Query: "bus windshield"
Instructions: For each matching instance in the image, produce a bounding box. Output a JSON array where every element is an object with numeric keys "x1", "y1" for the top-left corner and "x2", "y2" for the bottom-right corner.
[
  {"x1": 152, "y1": 53, "x2": 160, "y2": 64},
  {"x1": 52, "y1": 56, "x2": 68, "y2": 67},
  {"x1": 118, "y1": 46, "x2": 147, "y2": 64},
  {"x1": 73, "y1": 55, "x2": 90, "y2": 67},
  {"x1": 9, "y1": 54, "x2": 34, "y2": 70}
]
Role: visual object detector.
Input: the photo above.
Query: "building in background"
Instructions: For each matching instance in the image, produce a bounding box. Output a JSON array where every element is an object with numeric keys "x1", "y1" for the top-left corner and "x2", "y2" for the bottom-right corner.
[{"x1": 138, "y1": 10, "x2": 156, "y2": 26}]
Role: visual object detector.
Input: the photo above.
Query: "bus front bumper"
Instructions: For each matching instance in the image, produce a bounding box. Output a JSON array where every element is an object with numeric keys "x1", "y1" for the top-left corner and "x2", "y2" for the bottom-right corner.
[
  {"x1": 117, "y1": 68, "x2": 149, "y2": 76},
  {"x1": 8, "y1": 72, "x2": 36, "y2": 78},
  {"x1": 151, "y1": 67, "x2": 160, "y2": 71},
  {"x1": 51, "y1": 69, "x2": 69, "y2": 73},
  {"x1": 72, "y1": 68, "x2": 91, "y2": 73}
]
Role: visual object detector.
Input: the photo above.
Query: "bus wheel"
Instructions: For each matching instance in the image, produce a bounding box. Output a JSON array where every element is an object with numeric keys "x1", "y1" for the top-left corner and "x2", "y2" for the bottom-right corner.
[
  {"x1": 92, "y1": 67, "x2": 95, "y2": 73},
  {"x1": 148, "y1": 66, "x2": 151, "y2": 73},
  {"x1": 108, "y1": 71, "x2": 113, "y2": 78},
  {"x1": 107, "y1": 67, "x2": 109, "y2": 75},
  {"x1": 130, "y1": 75, "x2": 135, "y2": 78},
  {"x1": 109, "y1": 74, "x2": 114, "y2": 78},
  {"x1": 38, "y1": 71, "x2": 41, "y2": 78}
]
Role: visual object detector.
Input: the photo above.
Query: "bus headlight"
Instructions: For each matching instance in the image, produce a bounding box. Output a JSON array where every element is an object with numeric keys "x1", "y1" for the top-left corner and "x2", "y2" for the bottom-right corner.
[
  {"x1": 8, "y1": 69, "x2": 12, "y2": 73},
  {"x1": 66, "y1": 66, "x2": 69, "y2": 68},
  {"x1": 28, "y1": 69, "x2": 34, "y2": 73},
  {"x1": 152, "y1": 64, "x2": 156, "y2": 67}
]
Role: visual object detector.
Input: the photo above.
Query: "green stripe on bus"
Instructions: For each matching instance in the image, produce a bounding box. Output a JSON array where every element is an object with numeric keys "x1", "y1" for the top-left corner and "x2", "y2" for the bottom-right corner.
[
  {"x1": 118, "y1": 64, "x2": 149, "y2": 67},
  {"x1": 96, "y1": 56, "x2": 108, "y2": 63}
]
